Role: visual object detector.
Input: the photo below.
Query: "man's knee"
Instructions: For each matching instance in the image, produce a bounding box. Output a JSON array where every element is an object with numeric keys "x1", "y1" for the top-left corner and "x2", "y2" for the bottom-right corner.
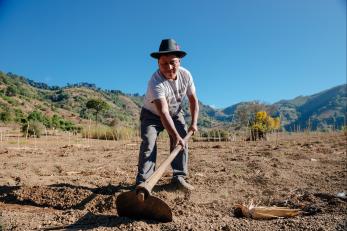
[
  {"x1": 141, "y1": 124, "x2": 157, "y2": 144},
  {"x1": 141, "y1": 133, "x2": 157, "y2": 151}
]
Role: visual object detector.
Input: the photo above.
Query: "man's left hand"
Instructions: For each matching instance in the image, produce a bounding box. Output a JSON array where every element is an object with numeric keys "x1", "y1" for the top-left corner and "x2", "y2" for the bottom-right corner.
[{"x1": 188, "y1": 124, "x2": 198, "y2": 135}]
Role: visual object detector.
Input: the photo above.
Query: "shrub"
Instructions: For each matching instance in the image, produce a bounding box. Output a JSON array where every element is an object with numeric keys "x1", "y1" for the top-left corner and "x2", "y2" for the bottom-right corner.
[
  {"x1": 0, "y1": 110, "x2": 12, "y2": 123},
  {"x1": 199, "y1": 129, "x2": 230, "y2": 141},
  {"x1": 14, "y1": 109, "x2": 24, "y2": 123},
  {"x1": 27, "y1": 110, "x2": 51, "y2": 127},
  {"x1": 5, "y1": 85, "x2": 17, "y2": 96},
  {"x1": 198, "y1": 117, "x2": 212, "y2": 128},
  {"x1": 51, "y1": 90, "x2": 69, "y2": 102},
  {"x1": 21, "y1": 121, "x2": 45, "y2": 138},
  {"x1": 21, "y1": 111, "x2": 79, "y2": 135},
  {"x1": 50, "y1": 114, "x2": 80, "y2": 132}
]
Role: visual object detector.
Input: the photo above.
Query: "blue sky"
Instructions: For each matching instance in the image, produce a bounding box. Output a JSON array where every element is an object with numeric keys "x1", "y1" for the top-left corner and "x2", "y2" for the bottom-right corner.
[{"x1": 0, "y1": 0, "x2": 345, "y2": 108}]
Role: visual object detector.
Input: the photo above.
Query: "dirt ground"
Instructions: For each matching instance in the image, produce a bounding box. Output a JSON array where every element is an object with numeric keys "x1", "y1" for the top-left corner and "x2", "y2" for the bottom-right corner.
[{"x1": 0, "y1": 130, "x2": 346, "y2": 230}]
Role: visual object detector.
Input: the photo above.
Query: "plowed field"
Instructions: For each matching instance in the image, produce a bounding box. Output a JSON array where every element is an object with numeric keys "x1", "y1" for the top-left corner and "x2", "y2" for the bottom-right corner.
[{"x1": 0, "y1": 131, "x2": 346, "y2": 230}]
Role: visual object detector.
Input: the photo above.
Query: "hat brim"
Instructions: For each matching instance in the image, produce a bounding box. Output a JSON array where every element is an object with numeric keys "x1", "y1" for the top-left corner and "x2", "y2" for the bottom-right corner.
[{"x1": 150, "y1": 50, "x2": 187, "y2": 59}]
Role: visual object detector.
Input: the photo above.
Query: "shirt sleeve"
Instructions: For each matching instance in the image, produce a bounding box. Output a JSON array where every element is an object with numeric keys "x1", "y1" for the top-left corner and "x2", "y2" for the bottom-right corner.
[
  {"x1": 147, "y1": 76, "x2": 166, "y2": 103},
  {"x1": 152, "y1": 83, "x2": 166, "y2": 100}
]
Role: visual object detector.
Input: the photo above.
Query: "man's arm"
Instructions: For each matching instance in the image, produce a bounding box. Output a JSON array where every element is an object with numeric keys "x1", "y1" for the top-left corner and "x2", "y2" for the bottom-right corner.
[
  {"x1": 188, "y1": 93, "x2": 199, "y2": 133},
  {"x1": 153, "y1": 98, "x2": 185, "y2": 147}
]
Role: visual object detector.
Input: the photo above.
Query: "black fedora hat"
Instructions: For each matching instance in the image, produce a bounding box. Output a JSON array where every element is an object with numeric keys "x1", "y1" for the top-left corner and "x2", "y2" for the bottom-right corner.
[{"x1": 150, "y1": 39, "x2": 187, "y2": 59}]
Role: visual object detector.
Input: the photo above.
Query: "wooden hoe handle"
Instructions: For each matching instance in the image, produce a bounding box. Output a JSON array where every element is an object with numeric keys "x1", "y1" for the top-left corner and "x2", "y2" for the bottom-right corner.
[{"x1": 136, "y1": 131, "x2": 193, "y2": 200}]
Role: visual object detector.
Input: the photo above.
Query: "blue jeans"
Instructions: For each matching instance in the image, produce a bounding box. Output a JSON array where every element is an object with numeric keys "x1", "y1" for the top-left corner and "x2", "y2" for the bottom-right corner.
[{"x1": 135, "y1": 108, "x2": 188, "y2": 184}]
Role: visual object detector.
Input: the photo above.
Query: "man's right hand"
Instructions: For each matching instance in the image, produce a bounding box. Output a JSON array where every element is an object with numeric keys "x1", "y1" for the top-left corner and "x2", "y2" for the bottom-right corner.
[{"x1": 188, "y1": 124, "x2": 198, "y2": 135}]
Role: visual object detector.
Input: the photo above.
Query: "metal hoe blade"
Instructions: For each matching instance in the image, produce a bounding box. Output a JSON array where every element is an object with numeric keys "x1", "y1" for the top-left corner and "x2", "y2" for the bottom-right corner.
[{"x1": 116, "y1": 191, "x2": 172, "y2": 222}]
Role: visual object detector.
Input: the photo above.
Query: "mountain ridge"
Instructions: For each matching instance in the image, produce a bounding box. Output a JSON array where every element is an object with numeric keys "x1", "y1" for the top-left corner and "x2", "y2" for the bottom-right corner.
[{"x1": 0, "y1": 71, "x2": 345, "y2": 131}]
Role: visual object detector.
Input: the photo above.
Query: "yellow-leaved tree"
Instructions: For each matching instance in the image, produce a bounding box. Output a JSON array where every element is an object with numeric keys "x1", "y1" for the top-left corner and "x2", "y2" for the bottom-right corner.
[{"x1": 250, "y1": 111, "x2": 280, "y2": 140}]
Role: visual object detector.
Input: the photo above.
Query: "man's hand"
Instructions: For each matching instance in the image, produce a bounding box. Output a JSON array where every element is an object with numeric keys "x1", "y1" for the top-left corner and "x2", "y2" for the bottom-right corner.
[
  {"x1": 188, "y1": 124, "x2": 198, "y2": 135},
  {"x1": 174, "y1": 134, "x2": 185, "y2": 148},
  {"x1": 188, "y1": 93, "x2": 199, "y2": 135}
]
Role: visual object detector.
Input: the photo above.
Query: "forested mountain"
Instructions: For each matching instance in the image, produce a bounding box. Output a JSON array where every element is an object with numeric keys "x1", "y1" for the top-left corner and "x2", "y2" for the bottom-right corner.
[
  {"x1": 217, "y1": 84, "x2": 346, "y2": 131},
  {"x1": 0, "y1": 71, "x2": 345, "y2": 131},
  {"x1": 0, "y1": 71, "x2": 222, "y2": 130},
  {"x1": 274, "y1": 84, "x2": 346, "y2": 130}
]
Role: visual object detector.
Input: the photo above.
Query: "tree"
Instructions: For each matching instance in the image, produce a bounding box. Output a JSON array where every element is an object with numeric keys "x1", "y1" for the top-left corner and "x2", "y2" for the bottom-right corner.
[
  {"x1": 86, "y1": 99, "x2": 109, "y2": 124},
  {"x1": 233, "y1": 102, "x2": 268, "y2": 129},
  {"x1": 249, "y1": 111, "x2": 281, "y2": 141}
]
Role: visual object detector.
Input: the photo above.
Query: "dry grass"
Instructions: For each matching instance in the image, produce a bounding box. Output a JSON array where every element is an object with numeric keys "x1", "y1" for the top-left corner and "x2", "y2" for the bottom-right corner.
[{"x1": 81, "y1": 125, "x2": 136, "y2": 141}]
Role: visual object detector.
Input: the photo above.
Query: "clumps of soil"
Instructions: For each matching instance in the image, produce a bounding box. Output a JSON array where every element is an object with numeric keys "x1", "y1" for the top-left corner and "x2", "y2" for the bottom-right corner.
[
  {"x1": 1, "y1": 185, "x2": 92, "y2": 210},
  {"x1": 270, "y1": 190, "x2": 346, "y2": 215}
]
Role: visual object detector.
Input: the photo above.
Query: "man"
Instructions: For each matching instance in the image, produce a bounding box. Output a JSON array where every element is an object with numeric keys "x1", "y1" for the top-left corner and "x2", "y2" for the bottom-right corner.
[{"x1": 135, "y1": 38, "x2": 199, "y2": 190}]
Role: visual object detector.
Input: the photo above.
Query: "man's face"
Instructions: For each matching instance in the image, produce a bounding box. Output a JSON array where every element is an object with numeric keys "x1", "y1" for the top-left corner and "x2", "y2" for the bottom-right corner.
[{"x1": 158, "y1": 55, "x2": 180, "y2": 80}]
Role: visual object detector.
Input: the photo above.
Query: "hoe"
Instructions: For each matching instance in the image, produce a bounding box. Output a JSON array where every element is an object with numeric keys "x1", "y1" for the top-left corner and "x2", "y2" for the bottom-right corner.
[{"x1": 116, "y1": 131, "x2": 193, "y2": 222}]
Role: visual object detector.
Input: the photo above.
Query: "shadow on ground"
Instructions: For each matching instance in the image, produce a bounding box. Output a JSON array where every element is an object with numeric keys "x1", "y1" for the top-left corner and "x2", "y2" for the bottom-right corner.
[
  {"x1": 41, "y1": 212, "x2": 135, "y2": 230},
  {"x1": 0, "y1": 183, "x2": 135, "y2": 210}
]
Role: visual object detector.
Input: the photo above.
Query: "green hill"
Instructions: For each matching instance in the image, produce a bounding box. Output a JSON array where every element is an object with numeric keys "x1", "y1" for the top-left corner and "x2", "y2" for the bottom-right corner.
[
  {"x1": 0, "y1": 71, "x2": 222, "y2": 131},
  {"x1": 0, "y1": 71, "x2": 141, "y2": 129},
  {"x1": 1, "y1": 71, "x2": 345, "y2": 132}
]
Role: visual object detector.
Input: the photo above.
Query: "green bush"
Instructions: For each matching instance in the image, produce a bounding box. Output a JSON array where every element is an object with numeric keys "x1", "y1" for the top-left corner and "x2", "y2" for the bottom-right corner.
[
  {"x1": 59, "y1": 120, "x2": 77, "y2": 131},
  {"x1": 27, "y1": 110, "x2": 51, "y2": 127},
  {"x1": 5, "y1": 85, "x2": 17, "y2": 96},
  {"x1": 51, "y1": 114, "x2": 80, "y2": 132},
  {"x1": 21, "y1": 121, "x2": 45, "y2": 138},
  {"x1": 197, "y1": 117, "x2": 212, "y2": 128},
  {"x1": 200, "y1": 129, "x2": 230, "y2": 139},
  {"x1": 0, "y1": 110, "x2": 12, "y2": 123},
  {"x1": 51, "y1": 90, "x2": 69, "y2": 102},
  {"x1": 0, "y1": 105, "x2": 14, "y2": 123},
  {"x1": 21, "y1": 111, "x2": 79, "y2": 134},
  {"x1": 27, "y1": 110, "x2": 45, "y2": 121},
  {"x1": 14, "y1": 109, "x2": 24, "y2": 122}
]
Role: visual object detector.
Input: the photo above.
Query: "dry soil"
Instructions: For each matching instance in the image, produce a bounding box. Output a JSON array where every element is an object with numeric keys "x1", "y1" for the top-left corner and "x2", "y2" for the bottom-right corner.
[{"x1": 0, "y1": 130, "x2": 346, "y2": 230}]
